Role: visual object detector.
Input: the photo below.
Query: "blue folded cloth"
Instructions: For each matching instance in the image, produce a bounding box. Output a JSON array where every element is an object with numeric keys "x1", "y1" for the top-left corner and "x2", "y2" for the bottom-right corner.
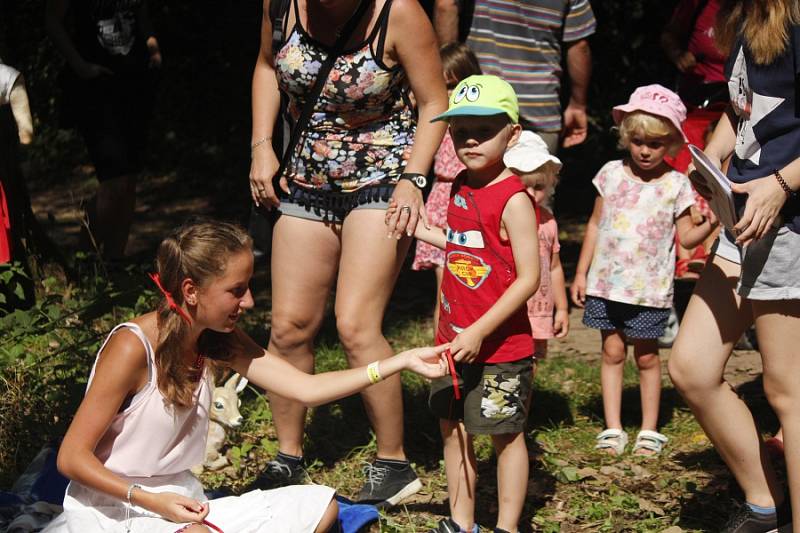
[{"x1": 336, "y1": 495, "x2": 379, "y2": 533}]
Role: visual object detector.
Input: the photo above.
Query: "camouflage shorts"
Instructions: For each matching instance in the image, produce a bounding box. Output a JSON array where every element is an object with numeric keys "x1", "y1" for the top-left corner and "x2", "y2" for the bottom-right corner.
[{"x1": 429, "y1": 358, "x2": 533, "y2": 435}]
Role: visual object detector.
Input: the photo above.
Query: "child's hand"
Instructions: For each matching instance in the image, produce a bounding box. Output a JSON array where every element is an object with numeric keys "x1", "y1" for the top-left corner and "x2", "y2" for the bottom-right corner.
[
  {"x1": 553, "y1": 308, "x2": 569, "y2": 338},
  {"x1": 400, "y1": 344, "x2": 450, "y2": 379},
  {"x1": 687, "y1": 159, "x2": 719, "y2": 201},
  {"x1": 385, "y1": 198, "x2": 399, "y2": 226},
  {"x1": 450, "y1": 326, "x2": 484, "y2": 363},
  {"x1": 570, "y1": 274, "x2": 587, "y2": 308}
]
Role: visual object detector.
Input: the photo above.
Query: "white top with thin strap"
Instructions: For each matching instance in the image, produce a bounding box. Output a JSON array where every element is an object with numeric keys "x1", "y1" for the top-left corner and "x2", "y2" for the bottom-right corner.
[{"x1": 89, "y1": 322, "x2": 212, "y2": 477}]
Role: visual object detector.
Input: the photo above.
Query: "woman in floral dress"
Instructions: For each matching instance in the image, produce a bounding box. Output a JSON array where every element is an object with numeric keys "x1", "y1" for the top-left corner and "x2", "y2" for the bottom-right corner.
[{"x1": 248, "y1": 0, "x2": 447, "y2": 505}]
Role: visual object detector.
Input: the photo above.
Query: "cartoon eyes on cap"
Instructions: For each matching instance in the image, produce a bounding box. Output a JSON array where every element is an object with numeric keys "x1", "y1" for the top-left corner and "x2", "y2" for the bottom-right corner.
[{"x1": 453, "y1": 84, "x2": 481, "y2": 103}]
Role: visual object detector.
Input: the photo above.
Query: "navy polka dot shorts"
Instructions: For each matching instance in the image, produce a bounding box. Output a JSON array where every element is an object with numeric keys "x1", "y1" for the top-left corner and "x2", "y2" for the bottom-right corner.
[{"x1": 582, "y1": 296, "x2": 670, "y2": 339}]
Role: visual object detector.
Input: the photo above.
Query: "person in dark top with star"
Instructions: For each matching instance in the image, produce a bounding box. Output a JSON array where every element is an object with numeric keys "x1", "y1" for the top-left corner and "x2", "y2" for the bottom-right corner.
[{"x1": 669, "y1": 2, "x2": 800, "y2": 532}]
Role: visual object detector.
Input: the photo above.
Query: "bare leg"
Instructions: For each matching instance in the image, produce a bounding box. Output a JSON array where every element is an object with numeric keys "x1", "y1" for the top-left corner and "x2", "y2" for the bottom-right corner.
[
  {"x1": 313, "y1": 498, "x2": 339, "y2": 533},
  {"x1": 753, "y1": 299, "x2": 800, "y2": 529},
  {"x1": 600, "y1": 330, "x2": 627, "y2": 431},
  {"x1": 92, "y1": 174, "x2": 136, "y2": 259},
  {"x1": 337, "y1": 209, "x2": 411, "y2": 459},
  {"x1": 268, "y1": 216, "x2": 341, "y2": 457},
  {"x1": 441, "y1": 419, "x2": 476, "y2": 531},
  {"x1": 632, "y1": 339, "x2": 660, "y2": 432},
  {"x1": 668, "y1": 255, "x2": 780, "y2": 507},
  {"x1": 494, "y1": 432, "x2": 528, "y2": 532}
]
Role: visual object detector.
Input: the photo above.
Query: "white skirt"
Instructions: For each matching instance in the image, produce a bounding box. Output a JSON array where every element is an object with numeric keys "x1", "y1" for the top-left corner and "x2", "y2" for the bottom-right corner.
[{"x1": 42, "y1": 471, "x2": 335, "y2": 533}]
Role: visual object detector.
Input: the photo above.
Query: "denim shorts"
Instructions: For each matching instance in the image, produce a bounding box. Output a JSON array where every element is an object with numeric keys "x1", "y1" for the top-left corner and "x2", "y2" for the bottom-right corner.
[
  {"x1": 277, "y1": 181, "x2": 395, "y2": 223},
  {"x1": 582, "y1": 296, "x2": 670, "y2": 339},
  {"x1": 429, "y1": 358, "x2": 533, "y2": 435}
]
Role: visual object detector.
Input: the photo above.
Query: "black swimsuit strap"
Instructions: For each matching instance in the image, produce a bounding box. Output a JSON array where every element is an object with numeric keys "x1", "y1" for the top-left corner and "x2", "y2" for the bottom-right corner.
[{"x1": 374, "y1": 0, "x2": 394, "y2": 63}]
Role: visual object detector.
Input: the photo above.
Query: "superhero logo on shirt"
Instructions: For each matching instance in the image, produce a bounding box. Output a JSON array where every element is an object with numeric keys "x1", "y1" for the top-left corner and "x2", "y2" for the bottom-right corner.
[
  {"x1": 446, "y1": 226, "x2": 485, "y2": 248},
  {"x1": 447, "y1": 251, "x2": 491, "y2": 289},
  {"x1": 453, "y1": 194, "x2": 468, "y2": 210}
]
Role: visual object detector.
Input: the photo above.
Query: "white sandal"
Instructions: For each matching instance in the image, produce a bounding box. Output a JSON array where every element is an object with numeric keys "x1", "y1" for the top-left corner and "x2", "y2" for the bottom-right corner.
[
  {"x1": 595, "y1": 428, "x2": 628, "y2": 455},
  {"x1": 633, "y1": 430, "x2": 668, "y2": 456}
]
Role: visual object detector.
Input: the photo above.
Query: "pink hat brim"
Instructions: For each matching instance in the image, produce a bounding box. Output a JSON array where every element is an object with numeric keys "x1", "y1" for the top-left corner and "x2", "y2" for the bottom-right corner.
[{"x1": 612, "y1": 103, "x2": 689, "y2": 142}]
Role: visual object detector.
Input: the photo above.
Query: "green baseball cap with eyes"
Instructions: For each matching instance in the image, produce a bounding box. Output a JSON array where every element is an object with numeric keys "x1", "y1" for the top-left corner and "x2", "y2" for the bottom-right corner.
[{"x1": 432, "y1": 74, "x2": 519, "y2": 124}]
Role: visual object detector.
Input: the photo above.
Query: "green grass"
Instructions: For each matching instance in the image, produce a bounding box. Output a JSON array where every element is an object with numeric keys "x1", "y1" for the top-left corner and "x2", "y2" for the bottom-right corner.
[
  {"x1": 195, "y1": 304, "x2": 754, "y2": 532},
  {"x1": 0, "y1": 261, "x2": 768, "y2": 532}
]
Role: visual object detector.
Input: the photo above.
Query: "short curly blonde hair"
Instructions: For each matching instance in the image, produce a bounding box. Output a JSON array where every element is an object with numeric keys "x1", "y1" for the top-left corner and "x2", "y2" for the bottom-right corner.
[
  {"x1": 617, "y1": 111, "x2": 684, "y2": 156},
  {"x1": 517, "y1": 161, "x2": 561, "y2": 190}
]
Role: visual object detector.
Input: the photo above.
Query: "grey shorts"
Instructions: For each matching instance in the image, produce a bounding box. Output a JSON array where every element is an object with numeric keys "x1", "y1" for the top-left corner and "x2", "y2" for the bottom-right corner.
[
  {"x1": 739, "y1": 225, "x2": 800, "y2": 300},
  {"x1": 277, "y1": 182, "x2": 394, "y2": 223},
  {"x1": 711, "y1": 229, "x2": 742, "y2": 265},
  {"x1": 429, "y1": 358, "x2": 533, "y2": 435}
]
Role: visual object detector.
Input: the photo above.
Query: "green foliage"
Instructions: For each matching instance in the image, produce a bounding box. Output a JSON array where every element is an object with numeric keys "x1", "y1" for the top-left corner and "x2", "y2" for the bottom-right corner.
[{"x1": 0, "y1": 267, "x2": 147, "y2": 486}]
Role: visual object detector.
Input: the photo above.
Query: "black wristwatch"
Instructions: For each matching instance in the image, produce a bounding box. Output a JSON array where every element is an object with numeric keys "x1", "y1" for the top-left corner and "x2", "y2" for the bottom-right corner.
[{"x1": 398, "y1": 172, "x2": 428, "y2": 190}]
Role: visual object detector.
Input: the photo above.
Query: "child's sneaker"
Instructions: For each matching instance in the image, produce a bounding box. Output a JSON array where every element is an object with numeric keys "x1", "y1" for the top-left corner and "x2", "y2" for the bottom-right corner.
[
  {"x1": 720, "y1": 500, "x2": 792, "y2": 533},
  {"x1": 356, "y1": 458, "x2": 422, "y2": 507},
  {"x1": 429, "y1": 517, "x2": 479, "y2": 533}
]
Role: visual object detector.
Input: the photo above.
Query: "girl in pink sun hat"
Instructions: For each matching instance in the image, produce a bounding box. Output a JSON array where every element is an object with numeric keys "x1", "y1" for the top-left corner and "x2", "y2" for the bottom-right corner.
[{"x1": 570, "y1": 83, "x2": 719, "y2": 457}]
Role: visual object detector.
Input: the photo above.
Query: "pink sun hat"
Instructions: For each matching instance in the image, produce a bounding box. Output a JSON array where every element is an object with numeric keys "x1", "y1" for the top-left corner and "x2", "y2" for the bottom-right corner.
[{"x1": 612, "y1": 84, "x2": 689, "y2": 141}]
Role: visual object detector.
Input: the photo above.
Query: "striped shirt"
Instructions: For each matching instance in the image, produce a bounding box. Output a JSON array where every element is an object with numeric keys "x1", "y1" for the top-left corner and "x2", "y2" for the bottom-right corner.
[{"x1": 466, "y1": 0, "x2": 596, "y2": 132}]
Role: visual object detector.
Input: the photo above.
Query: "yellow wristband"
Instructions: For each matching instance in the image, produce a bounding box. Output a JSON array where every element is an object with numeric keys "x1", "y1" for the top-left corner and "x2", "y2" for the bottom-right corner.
[{"x1": 366, "y1": 361, "x2": 382, "y2": 384}]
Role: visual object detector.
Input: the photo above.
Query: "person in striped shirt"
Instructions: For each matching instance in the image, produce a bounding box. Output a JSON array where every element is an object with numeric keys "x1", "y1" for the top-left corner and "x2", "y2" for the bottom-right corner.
[{"x1": 434, "y1": 0, "x2": 596, "y2": 153}]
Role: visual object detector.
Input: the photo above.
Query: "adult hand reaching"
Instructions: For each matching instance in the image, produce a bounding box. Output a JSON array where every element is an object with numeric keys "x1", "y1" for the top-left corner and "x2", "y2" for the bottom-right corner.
[{"x1": 400, "y1": 344, "x2": 450, "y2": 379}]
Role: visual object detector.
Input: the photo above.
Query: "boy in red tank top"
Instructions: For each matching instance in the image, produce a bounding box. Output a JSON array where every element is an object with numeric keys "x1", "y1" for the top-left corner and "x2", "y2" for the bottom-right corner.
[{"x1": 387, "y1": 75, "x2": 541, "y2": 533}]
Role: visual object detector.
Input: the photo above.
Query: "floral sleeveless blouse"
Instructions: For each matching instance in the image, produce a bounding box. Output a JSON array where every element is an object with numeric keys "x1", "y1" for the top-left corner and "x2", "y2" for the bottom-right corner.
[{"x1": 275, "y1": 0, "x2": 416, "y2": 192}]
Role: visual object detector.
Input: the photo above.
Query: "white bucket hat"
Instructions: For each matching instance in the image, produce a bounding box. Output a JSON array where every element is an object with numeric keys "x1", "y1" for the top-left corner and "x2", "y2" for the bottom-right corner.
[{"x1": 504, "y1": 130, "x2": 562, "y2": 173}]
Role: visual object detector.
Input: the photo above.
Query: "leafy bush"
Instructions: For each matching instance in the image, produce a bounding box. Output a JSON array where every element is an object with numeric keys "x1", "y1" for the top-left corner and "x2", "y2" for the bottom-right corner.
[{"x1": 0, "y1": 269, "x2": 154, "y2": 486}]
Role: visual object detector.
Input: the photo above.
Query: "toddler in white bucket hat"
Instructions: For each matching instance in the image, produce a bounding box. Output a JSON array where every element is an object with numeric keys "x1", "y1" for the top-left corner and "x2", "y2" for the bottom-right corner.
[{"x1": 504, "y1": 130, "x2": 563, "y2": 206}]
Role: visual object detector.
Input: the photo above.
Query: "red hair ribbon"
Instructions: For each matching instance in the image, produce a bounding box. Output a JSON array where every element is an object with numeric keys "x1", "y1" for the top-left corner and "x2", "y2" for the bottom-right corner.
[
  {"x1": 148, "y1": 272, "x2": 193, "y2": 326},
  {"x1": 445, "y1": 349, "x2": 461, "y2": 400}
]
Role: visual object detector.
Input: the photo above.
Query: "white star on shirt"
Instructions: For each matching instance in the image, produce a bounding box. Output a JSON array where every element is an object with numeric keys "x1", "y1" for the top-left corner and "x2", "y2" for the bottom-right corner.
[{"x1": 729, "y1": 47, "x2": 785, "y2": 165}]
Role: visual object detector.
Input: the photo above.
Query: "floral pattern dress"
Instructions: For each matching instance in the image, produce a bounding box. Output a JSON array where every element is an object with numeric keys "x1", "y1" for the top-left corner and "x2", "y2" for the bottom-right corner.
[
  {"x1": 586, "y1": 160, "x2": 695, "y2": 309},
  {"x1": 274, "y1": 0, "x2": 415, "y2": 193}
]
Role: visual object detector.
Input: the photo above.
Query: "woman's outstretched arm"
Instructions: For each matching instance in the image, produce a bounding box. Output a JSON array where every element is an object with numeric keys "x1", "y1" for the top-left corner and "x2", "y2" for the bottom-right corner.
[{"x1": 230, "y1": 329, "x2": 449, "y2": 406}]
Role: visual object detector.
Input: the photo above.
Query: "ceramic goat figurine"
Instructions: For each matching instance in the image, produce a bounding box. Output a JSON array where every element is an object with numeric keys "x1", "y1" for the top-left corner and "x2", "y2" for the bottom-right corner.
[{"x1": 192, "y1": 372, "x2": 248, "y2": 473}]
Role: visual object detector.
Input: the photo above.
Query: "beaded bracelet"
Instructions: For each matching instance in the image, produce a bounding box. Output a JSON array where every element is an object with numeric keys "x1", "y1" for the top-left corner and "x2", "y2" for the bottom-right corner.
[
  {"x1": 125, "y1": 483, "x2": 143, "y2": 531},
  {"x1": 774, "y1": 169, "x2": 793, "y2": 197}
]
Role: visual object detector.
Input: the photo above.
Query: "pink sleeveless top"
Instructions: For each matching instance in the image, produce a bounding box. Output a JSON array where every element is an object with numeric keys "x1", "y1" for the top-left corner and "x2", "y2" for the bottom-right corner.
[{"x1": 89, "y1": 323, "x2": 212, "y2": 477}]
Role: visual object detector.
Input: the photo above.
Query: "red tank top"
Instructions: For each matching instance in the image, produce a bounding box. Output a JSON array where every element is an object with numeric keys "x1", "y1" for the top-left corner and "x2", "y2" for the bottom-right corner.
[{"x1": 435, "y1": 173, "x2": 534, "y2": 364}]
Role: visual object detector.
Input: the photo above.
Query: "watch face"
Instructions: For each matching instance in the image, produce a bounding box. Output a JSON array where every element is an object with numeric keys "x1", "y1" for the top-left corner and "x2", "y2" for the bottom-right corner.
[{"x1": 411, "y1": 174, "x2": 427, "y2": 188}]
